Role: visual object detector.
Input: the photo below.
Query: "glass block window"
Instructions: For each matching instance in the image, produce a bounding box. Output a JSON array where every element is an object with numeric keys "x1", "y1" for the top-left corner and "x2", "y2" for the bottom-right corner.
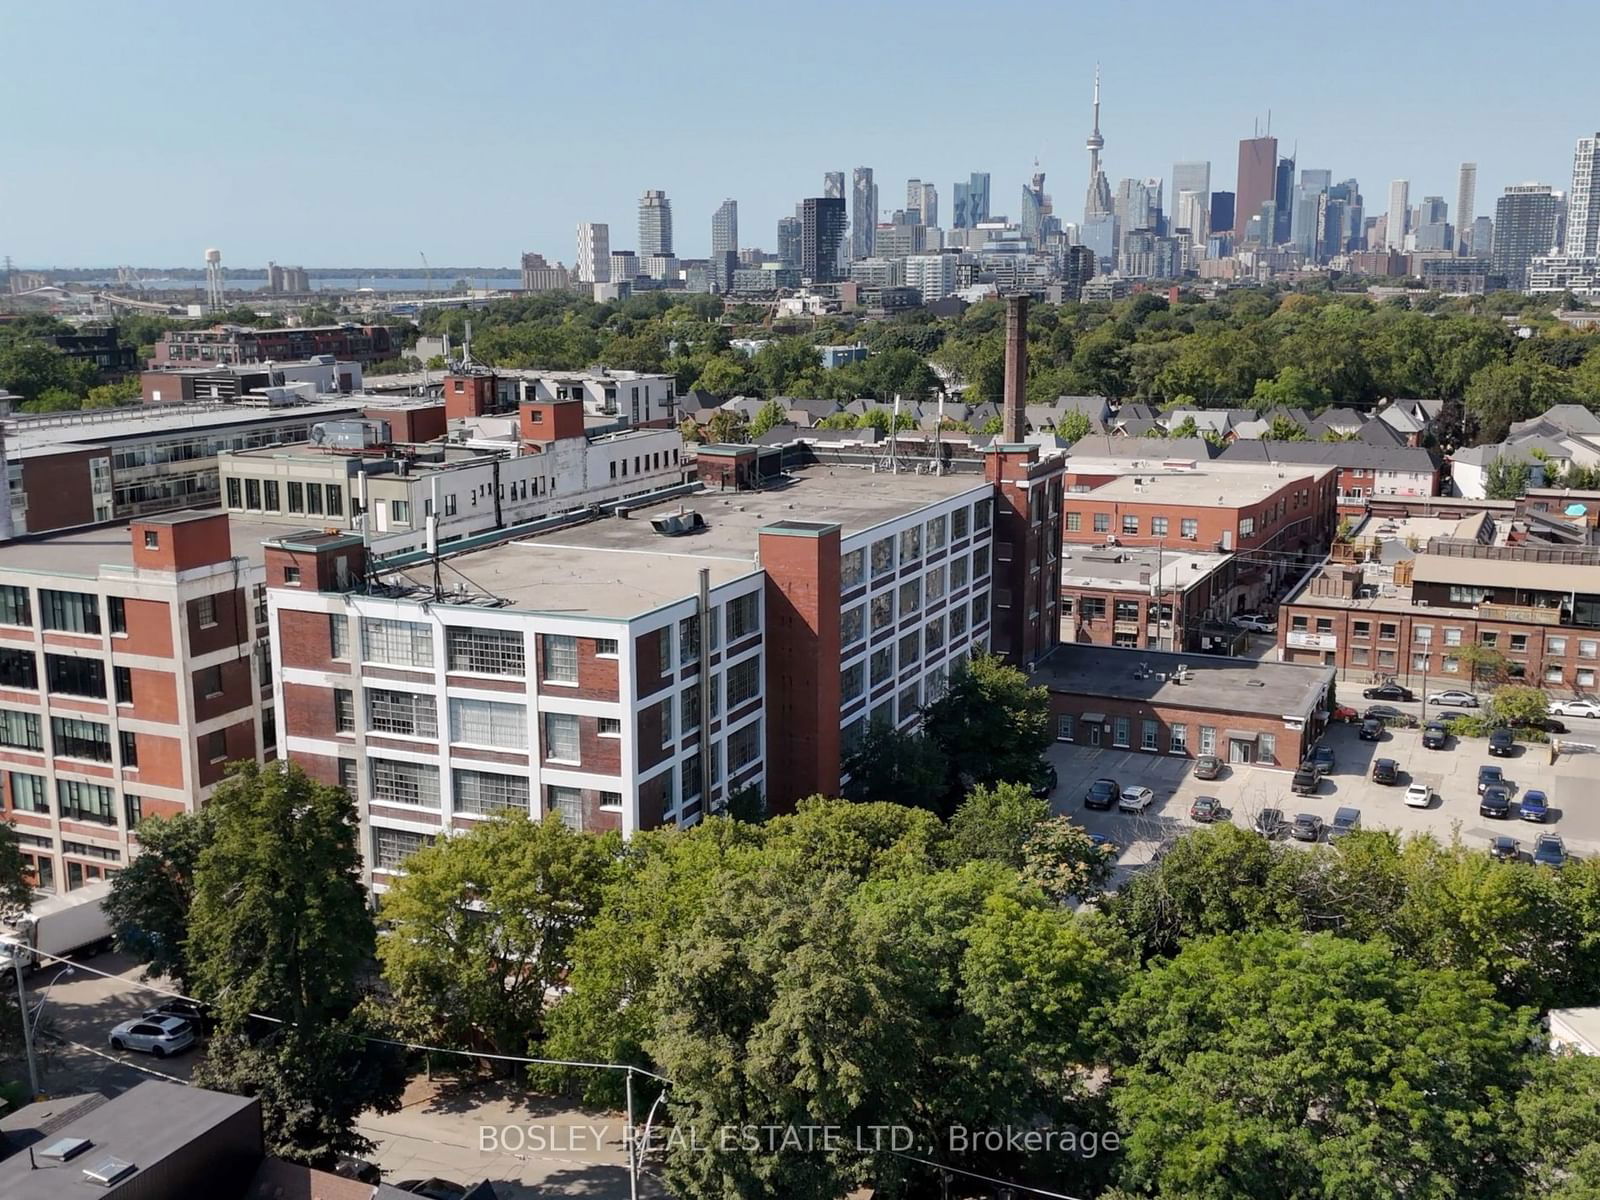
[
  {"x1": 726, "y1": 657, "x2": 760, "y2": 707},
  {"x1": 373, "y1": 827, "x2": 430, "y2": 871},
  {"x1": 449, "y1": 698, "x2": 527, "y2": 748},
  {"x1": 453, "y1": 769, "x2": 529, "y2": 816},
  {"x1": 361, "y1": 617, "x2": 433, "y2": 668},
  {"x1": 368, "y1": 689, "x2": 438, "y2": 738},
  {"x1": 370, "y1": 759, "x2": 440, "y2": 808},
  {"x1": 542, "y1": 712, "x2": 579, "y2": 761},
  {"x1": 447, "y1": 627, "x2": 524, "y2": 675},
  {"x1": 548, "y1": 785, "x2": 585, "y2": 830},
  {"x1": 542, "y1": 634, "x2": 578, "y2": 682}
]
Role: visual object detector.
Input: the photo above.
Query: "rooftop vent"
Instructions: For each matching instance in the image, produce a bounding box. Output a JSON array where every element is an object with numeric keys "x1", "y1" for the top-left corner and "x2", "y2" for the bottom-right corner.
[
  {"x1": 1246, "y1": 679, "x2": 1266, "y2": 687},
  {"x1": 83, "y1": 1158, "x2": 137, "y2": 1187},
  {"x1": 39, "y1": 1137, "x2": 92, "y2": 1162},
  {"x1": 649, "y1": 509, "x2": 706, "y2": 537}
]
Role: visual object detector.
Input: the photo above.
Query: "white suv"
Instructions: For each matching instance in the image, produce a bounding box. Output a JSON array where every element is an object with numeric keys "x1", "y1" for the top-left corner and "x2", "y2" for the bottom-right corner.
[{"x1": 1232, "y1": 614, "x2": 1277, "y2": 633}]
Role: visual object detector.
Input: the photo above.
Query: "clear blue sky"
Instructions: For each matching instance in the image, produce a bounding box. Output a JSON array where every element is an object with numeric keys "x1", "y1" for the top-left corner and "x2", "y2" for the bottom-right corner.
[{"x1": 4, "y1": 0, "x2": 1595, "y2": 268}]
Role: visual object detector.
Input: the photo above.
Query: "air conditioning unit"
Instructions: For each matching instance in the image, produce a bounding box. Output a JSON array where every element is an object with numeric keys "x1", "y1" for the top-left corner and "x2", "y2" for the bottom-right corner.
[{"x1": 1416, "y1": 600, "x2": 1429, "y2": 607}]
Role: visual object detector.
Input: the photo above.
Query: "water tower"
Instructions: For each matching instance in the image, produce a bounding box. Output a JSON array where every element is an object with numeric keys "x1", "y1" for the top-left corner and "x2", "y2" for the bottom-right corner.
[{"x1": 204, "y1": 248, "x2": 224, "y2": 312}]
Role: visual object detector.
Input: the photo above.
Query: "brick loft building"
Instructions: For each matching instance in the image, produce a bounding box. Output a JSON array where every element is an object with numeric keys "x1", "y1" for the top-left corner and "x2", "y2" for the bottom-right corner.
[
  {"x1": 442, "y1": 367, "x2": 679, "y2": 430},
  {"x1": 269, "y1": 295, "x2": 1064, "y2": 886},
  {"x1": 1278, "y1": 511, "x2": 1600, "y2": 696},
  {"x1": 152, "y1": 323, "x2": 396, "y2": 367},
  {"x1": 0, "y1": 512, "x2": 276, "y2": 893},
  {"x1": 1059, "y1": 545, "x2": 1237, "y2": 653}
]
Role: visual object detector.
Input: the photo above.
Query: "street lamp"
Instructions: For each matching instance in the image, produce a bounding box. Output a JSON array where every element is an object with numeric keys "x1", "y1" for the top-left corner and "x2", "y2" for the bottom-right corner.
[{"x1": 4, "y1": 957, "x2": 73, "y2": 1099}]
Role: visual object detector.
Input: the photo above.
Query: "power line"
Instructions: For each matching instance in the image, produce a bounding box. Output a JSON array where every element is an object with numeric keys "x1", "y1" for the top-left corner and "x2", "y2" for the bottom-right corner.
[{"x1": 885, "y1": 1149, "x2": 1088, "y2": 1200}]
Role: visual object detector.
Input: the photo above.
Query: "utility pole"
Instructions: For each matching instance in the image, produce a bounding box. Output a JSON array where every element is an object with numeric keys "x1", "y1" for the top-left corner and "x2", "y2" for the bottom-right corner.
[{"x1": 7, "y1": 952, "x2": 39, "y2": 1097}]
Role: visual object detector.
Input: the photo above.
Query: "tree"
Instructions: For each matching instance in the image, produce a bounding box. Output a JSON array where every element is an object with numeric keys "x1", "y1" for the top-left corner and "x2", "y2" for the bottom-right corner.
[
  {"x1": 84, "y1": 379, "x2": 140, "y2": 409},
  {"x1": 187, "y1": 762, "x2": 403, "y2": 1165},
  {"x1": 1022, "y1": 817, "x2": 1116, "y2": 904},
  {"x1": 705, "y1": 408, "x2": 748, "y2": 444},
  {"x1": 1465, "y1": 360, "x2": 1574, "y2": 443},
  {"x1": 1456, "y1": 642, "x2": 1512, "y2": 688},
  {"x1": 22, "y1": 386, "x2": 81, "y2": 413},
  {"x1": 921, "y1": 654, "x2": 1052, "y2": 811},
  {"x1": 1514, "y1": 1052, "x2": 1600, "y2": 1199},
  {"x1": 1055, "y1": 409, "x2": 1093, "y2": 441},
  {"x1": 947, "y1": 781, "x2": 1047, "y2": 868},
  {"x1": 1109, "y1": 931, "x2": 1529, "y2": 1200},
  {"x1": 1166, "y1": 415, "x2": 1198, "y2": 439},
  {"x1": 676, "y1": 416, "x2": 700, "y2": 442},
  {"x1": 377, "y1": 813, "x2": 618, "y2": 1055},
  {"x1": 103, "y1": 808, "x2": 215, "y2": 991},
  {"x1": 1489, "y1": 684, "x2": 1549, "y2": 728},
  {"x1": 1485, "y1": 455, "x2": 1535, "y2": 499},
  {"x1": 840, "y1": 721, "x2": 948, "y2": 810},
  {"x1": 691, "y1": 355, "x2": 748, "y2": 397},
  {"x1": 1260, "y1": 414, "x2": 1309, "y2": 441},
  {"x1": 0, "y1": 821, "x2": 31, "y2": 927},
  {"x1": 748, "y1": 398, "x2": 787, "y2": 437}
]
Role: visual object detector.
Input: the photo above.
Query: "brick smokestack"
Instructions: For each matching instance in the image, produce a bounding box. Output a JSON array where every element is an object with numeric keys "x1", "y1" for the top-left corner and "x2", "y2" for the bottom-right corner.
[{"x1": 1003, "y1": 293, "x2": 1028, "y2": 443}]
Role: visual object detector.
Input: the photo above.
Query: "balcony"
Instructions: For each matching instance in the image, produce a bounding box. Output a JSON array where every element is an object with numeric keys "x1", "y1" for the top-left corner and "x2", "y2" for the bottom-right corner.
[{"x1": 1479, "y1": 603, "x2": 1563, "y2": 626}]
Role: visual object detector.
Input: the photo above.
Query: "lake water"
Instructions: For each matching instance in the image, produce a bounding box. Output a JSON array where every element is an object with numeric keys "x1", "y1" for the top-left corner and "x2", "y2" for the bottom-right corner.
[{"x1": 74, "y1": 275, "x2": 521, "y2": 293}]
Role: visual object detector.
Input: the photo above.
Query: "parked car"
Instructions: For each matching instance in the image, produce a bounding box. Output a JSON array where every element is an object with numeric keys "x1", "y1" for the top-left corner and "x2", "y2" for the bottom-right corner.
[
  {"x1": 1426, "y1": 689, "x2": 1478, "y2": 708},
  {"x1": 1029, "y1": 762, "x2": 1058, "y2": 798},
  {"x1": 1488, "y1": 727, "x2": 1516, "y2": 757},
  {"x1": 1291, "y1": 764, "x2": 1320, "y2": 795},
  {"x1": 1480, "y1": 785, "x2": 1512, "y2": 819},
  {"x1": 1490, "y1": 835, "x2": 1520, "y2": 862},
  {"x1": 1311, "y1": 746, "x2": 1335, "y2": 775},
  {"x1": 1189, "y1": 795, "x2": 1222, "y2": 823},
  {"x1": 1364, "y1": 705, "x2": 1408, "y2": 724},
  {"x1": 1331, "y1": 704, "x2": 1360, "y2": 723},
  {"x1": 1084, "y1": 778, "x2": 1120, "y2": 811},
  {"x1": 142, "y1": 999, "x2": 215, "y2": 1035},
  {"x1": 1372, "y1": 757, "x2": 1399, "y2": 784},
  {"x1": 1363, "y1": 683, "x2": 1415, "y2": 702},
  {"x1": 1477, "y1": 764, "x2": 1504, "y2": 794},
  {"x1": 1422, "y1": 722, "x2": 1448, "y2": 750},
  {"x1": 1550, "y1": 698, "x2": 1600, "y2": 719},
  {"x1": 1404, "y1": 782, "x2": 1432, "y2": 808},
  {"x1": 1118, "y1": 785, "x2": 1156, "y2": 814},
  {"x1": 109, "y1": 1015, "x2": 195, "y2": 1058},
  {"x1": 1329, "y1": 807, "x2": 1361, "y2": 840},
  {"x1": 1432, "y1": 709, "x2": 1472, "y2": 724},
  {"x1": 1290, "y1": 812, "x2": 1324, "y2": 842},
  {"x1": 1534, "y1": 833, "x2": 1568, "y2": 868},
  {"x1": 1525, "y1": 716, "x2": 1568, "y2": 734},
  {"x1": 1519, "y1": 789, "x2": 1550, "y2": 823},
  {"x1": 1232, "y1": 613, "x2": 1277, "y2": 633},
  {"x1": 1254, "y1": 808, "x2": 1286, "y2": 839},
  {"x1": 1358, "y1": 718, "x2": 1384, "y2": 741},
  {"x1": 1193, "y1": 754, "x2": 1225, "y2": 780}
]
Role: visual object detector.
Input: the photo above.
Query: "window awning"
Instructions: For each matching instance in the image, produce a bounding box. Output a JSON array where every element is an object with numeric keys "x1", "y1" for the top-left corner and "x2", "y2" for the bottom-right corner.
[
  {"x1": 1079, "y1": 712, "x2": 1106, "y2": 725},
  {"x1": 1225, "y1": 729, "x2": 1259, "y2": 743}
]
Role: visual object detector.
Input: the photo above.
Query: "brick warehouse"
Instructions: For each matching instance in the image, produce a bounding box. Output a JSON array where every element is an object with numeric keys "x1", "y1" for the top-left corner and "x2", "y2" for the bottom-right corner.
[{"x1": 0, "y1": 511, "x2": 276, "y2": 892}]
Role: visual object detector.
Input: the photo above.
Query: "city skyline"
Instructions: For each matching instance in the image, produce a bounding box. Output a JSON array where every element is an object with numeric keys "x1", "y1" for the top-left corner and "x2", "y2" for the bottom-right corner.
[{"x1": 4, "y1": 0, "x2": 1598, "y2": 266}]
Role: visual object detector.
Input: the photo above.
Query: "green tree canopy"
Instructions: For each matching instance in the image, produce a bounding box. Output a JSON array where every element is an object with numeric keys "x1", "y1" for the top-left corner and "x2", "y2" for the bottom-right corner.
[
  {"x1": 921, "y1": 653, "x2": 1052, "y2": 812},
  {"x1": 104, "y1": 807, "x2": 215, "y2": 990}
]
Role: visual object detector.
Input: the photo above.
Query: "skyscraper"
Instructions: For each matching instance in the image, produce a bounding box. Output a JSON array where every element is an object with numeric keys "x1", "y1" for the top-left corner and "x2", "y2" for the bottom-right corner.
[
  {"x1": 1210, "y1": 191, "x2": 1235, "y2": 238},
  {"x1": 1083, "y1": 65, "x2": 1114, "y2": 223},
  {"x1": 1291, "y1": 169, "x2": 1331, "y2": 257},
  {"x1": 1172, "y1": 162, "x2": 1210, "y2": 211},
  {"x1": 639, "y1": 189, "x2": 673, "y2": 257},
  {"x1": 851, "y1": 167, "x2": 877, "y2": 260},
  {"x1": 953, "y1": 171, "x2": 991, "y2": 229},
  {"x1": 711, "y1": 199, "x2": 738, "y2": 293},
  {"x1": 1456, "y1": 163, "x2": 1478, "y2": 254},
  {"x1": 1020, "y1": 170, "x2": 1047, "y2": 245},
  {"x1": 824, "y1": 172, "x2": 845, "y2": 200},
  {"x1": 905, "y1": 179, "x2": 924, "y2": 224},
  {"x1": 1273, "y1": 155, "x2": 1296, "y2": 244},
  {"x1": 916, "y1": 181, "x2": 938, "y2": 229},
  {"x1": 576, "y1": 222, "x2": 610, "y2": 284},
  {"x1": 777, "y1": 216, "x2": 803, "y2": 270},
  {"x1": 1386, "y1": 180, "x2": 1410, "y2": 250},
  {"x1": 801, "y1": 197, "x2": 848, "y2": 282},
  {"x1": 1418, "y1": 196, "x2": 1448, "y2": 225},
  {"x1": 1115, "y1": 178, "x2": 1158, "y2": 235},
  {"x1": 1234, "y1": 134, "x2": 1278, "y2": 241},
  {"x1": 1493, "y1": 184, "x2": 1563, "y2": 289},
  {"x1": 1175, "y1": 190, "x2": 1209, "y2": 247},
  {"x1": 1565, "y1": 134, "x2": 1600, "y2": 256}
]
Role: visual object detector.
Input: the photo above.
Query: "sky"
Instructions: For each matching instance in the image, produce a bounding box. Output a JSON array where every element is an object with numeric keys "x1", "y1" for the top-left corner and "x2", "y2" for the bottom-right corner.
[{"x1": 4, "y1": 0, "x2": 1598, "y2": 269}]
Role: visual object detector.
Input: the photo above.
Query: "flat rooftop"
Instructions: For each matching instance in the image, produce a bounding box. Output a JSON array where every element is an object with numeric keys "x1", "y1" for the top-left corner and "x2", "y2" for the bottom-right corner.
[
  {"x1": 1032, "y1": 643, "x2": 1334, "y2": 718},
  {"x1": 3, "y1": 399, "x2": 366, "y2": 454},
  {"x1": 1060, "y1": 545, "x2": 1230, "y2": 591},
  {"x1": 432, "y1": 467, "x2": 987, "y2": 618},
  {"x1": 0, "y1": 512, "x2": 286, "y2": 578},
  {"x1": 225, "y1": 442, "x2": 491, "y2": 470},
  {"x1": 1080, "y1": 463, "x2": 1330, "y2": 506}
]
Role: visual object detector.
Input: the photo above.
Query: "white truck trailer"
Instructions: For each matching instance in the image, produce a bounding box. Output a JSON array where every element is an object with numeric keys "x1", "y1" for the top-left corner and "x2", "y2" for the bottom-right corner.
[{"x1": 0, "y1": 880, "x2": 114, "y2": 972}]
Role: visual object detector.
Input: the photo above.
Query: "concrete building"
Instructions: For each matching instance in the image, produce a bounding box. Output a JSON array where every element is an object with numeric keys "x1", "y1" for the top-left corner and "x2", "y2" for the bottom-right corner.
[
  {"x1": 711, "y1": 199, "x2": 738, "y2": 293},
  {"x1": 140, "y1": 356, "x2": 361, "y2": 404},
  {"x1": 1036, "y1": 643, "x2": 1334, "y2": 769},
  {"x1": 1567, "y1": 134, "x2": 1600, "y2": 256},
  {"x1": 801, "y1": 197, "x2": 848, "y2": 283},
  {"x1": 519, "y1": 252, "x2": 571, "y2": 292},
  {"x1": 903, "y1": 252, "x2": 961, "y2": 300},
  {"x1": 1235, "y1": 134, "x2": 1278, "y2": 241},
  {"x1": 1528, "y1": 253, "x2": 1600, "y2": 296},
  {"x1": 638, "y1": 190, "x2": 673, "y2": 258},
  {"x1": 0, "y1": 511, "x2": 275, "y2": 892},
  {"x1": 776, "y1": 215, "x2": 803, "y2": 270},
  {"x1": 152, "y1": 324, "x2": 396, "y2": 368},
  {"x1": 577, "y1": 222, "x2": 611, "y2": 284},
  {"x1": 608, "y1": 250, "x2": 638, "y2": 283},
  {"x1": 1060, "y1": 544, "x2": 1234, "y2": 652},
  {"x1": 1278, "y1": 515, "x2": 1600, "y2": 695},
  {"x1": 1457, "y1": 163, "x2": 1478, "y2": 254},
  {"x1": 1386, "y1": 180, "x2": 1411, "y2": 251},
  {"x1": 1494, "y1": 184, "x2": 1564, "y2": 290},
  {"x1": 440, "y1": 367, "x2": 677, "y2": 429},
  {"x1": 851, "y1": 167, "x2": 877, "y2": 260}
]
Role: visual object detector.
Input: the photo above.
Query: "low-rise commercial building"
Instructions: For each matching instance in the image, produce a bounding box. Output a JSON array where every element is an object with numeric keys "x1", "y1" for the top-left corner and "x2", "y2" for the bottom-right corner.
[
  {"x1": 140, "y1": 356, "x2": 363, "y2": 404},
  {"x1": 442, "y1": 367, "x2": 678, "y2": 428},
  {"x1": 1036, "y1": 643, "x2": 1333, "y2": 769},
  {"x1": 1060, "y1": 545, "x2": 1236, "y2": 652},
  {"x1": 0, "y1": 512, "x2": 274, "y2": 893},
  {"x1": 152, "y1": 322, "x2": 396, "y2": 367}
]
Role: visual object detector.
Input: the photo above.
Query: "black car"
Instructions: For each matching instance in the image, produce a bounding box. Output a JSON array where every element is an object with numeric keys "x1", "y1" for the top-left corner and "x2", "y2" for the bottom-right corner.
[
  {"x1": 1030, "y1": 762, "x2": 1059, "y2": 798},
  {"x1": 1291, "y1": 763, "x2": 1319, "y2": 795},
  {"x1": 1477, "y1": 764, "x2": 1504, "y2": 794},
  {"x1": 1329, "y1": 806, "x2": 1361, "y2": 840},
  {"x1": 1358, "y1": 717, "x2": 1384, "y2": 741},
  {"x1": 1480, "y1": 785, "x2": 1512, "y2": 818},
  {"x1": 1422, "y1": 722, "x2": 1448, "y2": 750},
  {"x1": 1372, "y1": 757, "x2": 1399, "y2": 784},
  {"x1": 1488, "y1": 727, "x2": 1515, "y2": 757},
  {"x1": 1290, "y1": 812, "x2": 1324, "y2": 842},
  {"x1": 1363, "y1": 683, "x2": 1414, "y2": 702},
  {"x1": 1364, "y1": 704, "x2": 1406, "y2": 724},
  {"x1": 1254, "y1": 808, "x2": 1286, "y2": 838},
  {"x1": 1311, "y1": 746, "x2": 1335, "y2": 775},
  {"x1": 142, "y1": 999, "x2": 216, "y2": 1035},
  {"x1": 1084, "y1": 778, "x2": 1120, "y2": 810},
  {"x1": 1489, "y1": 835, "x2": 1520, "y2": 862}
]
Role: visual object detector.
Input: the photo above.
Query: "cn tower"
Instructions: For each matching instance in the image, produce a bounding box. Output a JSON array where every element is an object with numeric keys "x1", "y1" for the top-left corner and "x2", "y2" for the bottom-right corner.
[{"x1": 1083, "y1": 64, "x2": 1114, "y2": 222}]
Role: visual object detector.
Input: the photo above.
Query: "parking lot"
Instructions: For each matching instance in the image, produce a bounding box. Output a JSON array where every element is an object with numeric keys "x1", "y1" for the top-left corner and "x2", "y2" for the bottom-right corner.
[{"x1": 1048, "y1": 705, "x2": 1600, "y2": 872}]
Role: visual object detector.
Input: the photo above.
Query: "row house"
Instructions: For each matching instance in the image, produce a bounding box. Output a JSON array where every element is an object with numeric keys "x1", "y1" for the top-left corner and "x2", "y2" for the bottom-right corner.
[
  {"x1": 1217, "y1": 441, "x2": 1442, "y2": 517},
  {"x1": 0, "y1": 512, "x2": 273, "y2": 892}
]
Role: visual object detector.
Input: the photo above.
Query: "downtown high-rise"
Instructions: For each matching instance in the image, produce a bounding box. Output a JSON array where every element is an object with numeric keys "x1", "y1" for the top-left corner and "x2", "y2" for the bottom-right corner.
[
  {"x1": 1385, "y1": 180, "x2": 1410, "y2": 250},
  {"x1": 1172, "y1": 161, "x2": 1210, "y2": 243},
  {"x1": 851, "y1": 167, "x2": 877, "y2": 260},
  {"x1": 1234, "y1": 134, "x2": 1277, "y2": 241},
  {"x1": 711, "y1": 199, "x2": 738, "y2": 293},
  {"x1": 906, "y1": 179, "x2": 938, "y2": 228},
  {"x1": 954, "y1": 171, "x2": 991, "y2": 229},
  {"x1": 576, "y1": 222, "x2": 610, "y2": 284},
  {"x1": 1565, "y1": 134, "x2": 1600, "y2": 256},
  {"x1": 639, "y1": 190, "x2": 673, "y2": 257},
  {"x1": 1493, "y1": 184, "x2": 1564, "y2": 289},
  {"x1": 801, "y1": 196, "x2": 848, "y2": 282},
  {"x1": 1083, "y1": 66, "x2": 1114, "y2": 224},
  {"x1": 1456, "y1": 164, "x2": 1478, "y2": 254}
]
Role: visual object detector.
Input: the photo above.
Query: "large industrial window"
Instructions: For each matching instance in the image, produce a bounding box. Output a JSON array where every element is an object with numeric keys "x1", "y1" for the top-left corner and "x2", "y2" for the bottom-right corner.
[
  {"x1": 727, "y1": 719, "x2": 761, "y2": 769},
  {"x1": 367, "y1": 689, "x2": 438, "y2": 739},
  {"x1": 41, "y1": 590, "x2": 100, "y2": 635},
  {"x1": 541, "y1": 634, "x2": 578, "y2": 683},
  {"x1": 453, "y1": 769, "x2": 529, "y2": 817},
  {"x1": 451, "y1": 698, "x2": 527, "y2": 749},
  {"x1": 0, "y1": 709, "x2": 41, "y2": 750},
  {"x1": 726, "y1": 594, "x2": 758, "y2": 641},
  {"x1": 870, "y1": 537, "x2": 895, "y2": 578},
  {"x1": 333, "y1": 688, "x2": 355, "y2": 732},
  {"x1": 899, "y1": 524, "x2": 922, "y2": 564},
  {"x1": 542, "y1": 712, "x2": 579, "y2": 761},
  {"x1": 373, "y1": 827, "x2": 431, "y2": 871},
  {"x1": 0, "y1": 647, "x2": 37, "y2": 689},
  {"x1": 370, "y1": 759, "x2": 440, "y2": 808},
  {"x1": 46, "y1": 655, "x2": 105, "y2": 698},
  {"x1": 841, "y1": 662, "x2": 864, "y2": 703},
  {"x1": 841, "y1": 606, "x2": 864, "y2": 647},
  {"x1": 726, "y1": 657, "x2": 760, "y2": 707},
  {"x1": 840, "y1": 548, "x2": 865, "y2": 590},
  {"x1": 52, "y1": 716, "x2": 112, "y2": 762},
  {"x1": 9, "y1": 771, "x2": 47, "y2": 813},
  {"x1": 330, "y1": 614, "x2": 350, "y2": 659},
  {"x1": 56, "y1": 779, "x2": 114, "y2": 823},
  {"x1": 361, "y1": 618, "x2": 433, "y2": 668},
  {"x1": 870, "y1": 593, "x2": 893, "y2": 633},
  {"x1": 951, "y1": 506, "x2": 970, "y2": 541},
  {"x1": 447, "y1": 627, "x2": 525, "y2": 676},
  {"x1": 548, "y1": 785, "x2": 584, "y2": 830},
  {"x1": 0, "y1": 586, "x2": 30, "y2": 627}
]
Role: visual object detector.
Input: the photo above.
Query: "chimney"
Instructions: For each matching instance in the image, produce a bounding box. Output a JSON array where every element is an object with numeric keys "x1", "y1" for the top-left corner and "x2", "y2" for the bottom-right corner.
[{"x1": 1003, "y1": 293, "x2": 1028, "y2": 443}]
